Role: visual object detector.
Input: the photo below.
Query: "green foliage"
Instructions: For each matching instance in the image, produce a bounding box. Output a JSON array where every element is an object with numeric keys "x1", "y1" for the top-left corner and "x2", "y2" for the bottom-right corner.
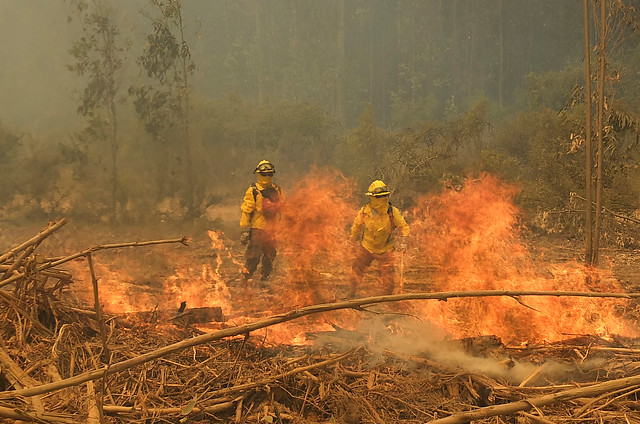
[
  {"x1": 198, "y1": 94, "x2": 341, "y2": 201},
  {"x1": 524, "y1": 66, "x2": 583, "y2": 111},
  {"x1": 0, "y1": 126, "x2": 21, "y2": 163},
  {"x1": 138, "y1": 0, "x2": 194, "y2": 88},
  {"x1": 129, "y1": 85, "x2": 175, "y2": 137},
  {"x1": 67, "y1": 0, "x2": 128, "y2": 222},
  {"x1": 613, "y1": 40, "x2": 640, "y2": 110},
  {"x1": 366, "y1": 99, "x2": 491, "y2": 207},
  {"x1": 490, "y1": 109, "x2": 581, "y2": 211},
  {"x1": 131, "y1": 0, "x2": 197, "y2": 215},
  {"x1": 335, "y1": 104, "x2": 394, "y2": 183},
  {"x1": 389, "y1": 91, "x2": 439, "y2": 129},
  {"x1": 0, "y1": 125, "x2": 22, "y2": 201},
  {"x1": 67, "y1": 4, "x2": 125, "y2": 118}
]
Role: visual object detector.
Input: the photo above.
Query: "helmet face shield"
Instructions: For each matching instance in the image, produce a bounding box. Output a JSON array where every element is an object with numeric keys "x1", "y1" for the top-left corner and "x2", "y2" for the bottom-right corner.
[
  {"x1": 365, "y1": 180, "x2": 390, "y2": 197},
  {"x1": 369, "y1": 187, "x2": 390, "y2": 197},
  {"x1": 254, "y1": 160, "x2": 275, "y2": 174}
]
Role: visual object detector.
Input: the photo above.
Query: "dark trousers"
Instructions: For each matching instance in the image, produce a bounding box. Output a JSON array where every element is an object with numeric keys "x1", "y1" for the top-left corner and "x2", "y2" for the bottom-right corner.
[
  {"x1": 350, "y1": 246, "x2": 395, "y2": 295},
  {"x1": 244, "y1": 229, "x2": 277, "y2": 280}
]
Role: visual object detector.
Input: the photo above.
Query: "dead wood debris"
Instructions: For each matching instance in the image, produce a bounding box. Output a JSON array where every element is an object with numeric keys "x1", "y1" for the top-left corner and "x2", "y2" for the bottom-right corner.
[{"x1": 2, "y1": 221, "x2": 640, "y2": 423}]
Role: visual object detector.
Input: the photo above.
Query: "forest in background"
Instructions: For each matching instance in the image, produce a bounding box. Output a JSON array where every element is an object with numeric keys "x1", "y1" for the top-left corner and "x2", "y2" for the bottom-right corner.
[{"x1": 1, "y1": 0, "x2": 640, "y2": 244}]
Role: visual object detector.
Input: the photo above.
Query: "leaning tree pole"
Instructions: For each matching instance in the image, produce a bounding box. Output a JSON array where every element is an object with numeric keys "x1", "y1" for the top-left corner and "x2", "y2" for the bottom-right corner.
[{"x1": 583, "y1": 0, "x2": 594, "y2": 266}]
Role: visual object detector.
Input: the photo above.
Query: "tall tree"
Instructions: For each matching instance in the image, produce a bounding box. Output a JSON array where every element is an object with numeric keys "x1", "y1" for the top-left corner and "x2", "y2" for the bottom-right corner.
[
  {"x1": 336, "y1": 0, "x2": 346, "y2": 122},
  {"x1": 134, "y1": 0, "x2": 197, "y2": 216},
  {"x1": 67, "y1": 0, "x2": 127, "y2": 222},
  {"x1": 593, "y1": 0, "x2": 606, "y2": 265},
  {"x1": 583, "y1": 0, "x2": 640, "y2": 265},
  {"x1": 584, "y1": 0, "x2": 594, "y2": 266}
]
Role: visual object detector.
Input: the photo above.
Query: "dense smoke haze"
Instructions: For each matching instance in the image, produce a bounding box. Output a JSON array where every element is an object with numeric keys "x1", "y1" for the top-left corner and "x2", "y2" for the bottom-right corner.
[
  {"x1": 0, "y1": 0, "x2": 638, "y2": 231},
  {"x1": 1, "y1": 2, "x2": 79, "y2": 133},
  {"x1": 3, "y1": 3, "x2": 640, "y2": 422},
  {"x1": 1, "y1": 0, "x2": 586, "y2": 134}
]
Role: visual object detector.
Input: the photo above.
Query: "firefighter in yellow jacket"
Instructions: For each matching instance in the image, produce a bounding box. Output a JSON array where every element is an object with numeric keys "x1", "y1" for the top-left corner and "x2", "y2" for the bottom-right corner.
[
  {"x1": 350, "y1": 180, "x2": 409, "y2": 296},
  {"x1": 240, "y1": 160, "x2": 284, "y2": 282}
]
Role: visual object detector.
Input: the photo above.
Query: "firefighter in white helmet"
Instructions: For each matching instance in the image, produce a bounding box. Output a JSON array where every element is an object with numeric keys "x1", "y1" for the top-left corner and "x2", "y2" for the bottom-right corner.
[
  {"x1": 240, "y1": 160, "x2": 284, "y2": 283},
  {"x1": 349, "y1": 180, "x2": 409, "y2": 296}
]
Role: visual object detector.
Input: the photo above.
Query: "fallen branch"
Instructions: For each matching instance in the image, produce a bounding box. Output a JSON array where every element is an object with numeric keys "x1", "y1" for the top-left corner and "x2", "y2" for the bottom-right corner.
[
  {"x1": 0, "y1": 237, "x2": 188, "y2": 290},
  {"x1": 203, "y1": 347, "x2": 359, "y2": 399},
  {"x1": 571, "y1": 193, "x2": 640, "y2": 225},
  {"x1": 1, "y1": 289, "x2": 639, "y2": 400},
  {"x1": 0, "y1": 219, "x2": 67, "y2": 264},
  {"x1": 115, "y1": 306, "x2": 224, "y2": 326},
  {"x1": 429, "y1": 376, "x2": 640, "y2": 423},
  {"x1": 0, "y1": 405, "x2": 75, "y2": 424},
  {"x1": 1, "y1": 246, "x2": 34, "y2": 281},
  {"x1": 0, "y1": 289, "x2": 54, "y2": 336},
  {"x1": 102, "y1": 400, "x2": 237, "y2": 416},
  {"x1": 0, "y1": 345, "x2": 45, "y2": 414},
  {"x1": 517, "y1": 411, "x2": 558, "y2": 424},
  {"x1": 38, "y1": 237, "x2": 189, "y2": 271}
]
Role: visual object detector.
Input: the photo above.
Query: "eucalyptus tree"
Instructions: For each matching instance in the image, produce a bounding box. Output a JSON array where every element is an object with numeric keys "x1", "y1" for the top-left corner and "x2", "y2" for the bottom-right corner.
[
  {"x1": 582, "y1": 0, "x2": 640, "y2": 265},
  {"x1": 132, "y1": 0, "x2": 197, "y2": 216},
  {"x1": 583, "y1": 0, "x2": 594, "y2": 265},
  {"x1": 67, "y1": 0, "x2": 129, "y2": 222}
]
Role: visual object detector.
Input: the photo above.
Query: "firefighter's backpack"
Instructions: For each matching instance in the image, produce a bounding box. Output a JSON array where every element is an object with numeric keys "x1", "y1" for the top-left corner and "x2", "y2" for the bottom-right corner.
[{"x1": 252, "y1": 183, "x2": 282, "y2": 220}]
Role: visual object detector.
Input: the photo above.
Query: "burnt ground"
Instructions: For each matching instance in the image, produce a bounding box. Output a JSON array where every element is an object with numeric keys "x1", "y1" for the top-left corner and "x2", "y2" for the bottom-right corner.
[
  {"x1": 527, "y1": 233, "x2": 640, "y2": 293},
  {"x1": 2, "y1": 216, "x2": 640, "y2": 312},
  {"x1": 3, "y1": 217, "x2": 640, "y2": 423}
]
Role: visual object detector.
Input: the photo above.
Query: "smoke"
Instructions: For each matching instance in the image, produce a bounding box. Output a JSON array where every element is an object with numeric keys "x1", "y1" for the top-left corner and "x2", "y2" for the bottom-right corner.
[
  {"x1": 313, "y1": 308, "x2": 606, "y2": 385},
  {"x1": 0, "y1": 2, "x2": 81, "y2": 133}
]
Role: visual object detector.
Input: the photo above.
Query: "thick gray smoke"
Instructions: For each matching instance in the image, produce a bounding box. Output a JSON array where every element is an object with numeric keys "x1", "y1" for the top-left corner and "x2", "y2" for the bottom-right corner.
[{"x1": 312, "y1": 310, "x2": 605, "y2": 385}]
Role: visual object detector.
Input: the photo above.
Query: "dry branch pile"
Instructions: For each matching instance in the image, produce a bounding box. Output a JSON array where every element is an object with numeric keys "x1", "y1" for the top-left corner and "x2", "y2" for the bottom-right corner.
[{"x1": 2, "y1": 220, "x2": 640, "y2": 423}]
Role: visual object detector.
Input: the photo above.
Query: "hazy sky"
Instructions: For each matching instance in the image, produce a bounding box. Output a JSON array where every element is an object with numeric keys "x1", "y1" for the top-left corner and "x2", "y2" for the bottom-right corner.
[
  {"x1": 1, "y1": 1, "x2": 82, "y2": 135},
  {"x1": 0, "y1": 0, "x2": 222, "y2": 139}
]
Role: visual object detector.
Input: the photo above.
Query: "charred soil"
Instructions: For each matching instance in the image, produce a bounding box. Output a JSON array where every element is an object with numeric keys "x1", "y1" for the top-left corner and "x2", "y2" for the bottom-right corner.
[{"x1": 2, "y1": 219, "x2": 640, "y2": 423}]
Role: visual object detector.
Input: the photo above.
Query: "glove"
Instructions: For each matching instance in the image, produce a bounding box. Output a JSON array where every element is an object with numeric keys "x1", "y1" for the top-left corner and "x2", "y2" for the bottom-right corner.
[{"x1": 240, "y1": 230, "x2": 250, "y2": 245}]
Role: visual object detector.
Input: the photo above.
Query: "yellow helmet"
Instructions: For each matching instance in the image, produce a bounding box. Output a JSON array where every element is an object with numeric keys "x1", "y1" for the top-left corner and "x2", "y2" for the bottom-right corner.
[
  {"x1": 254, "y1": 160, "x2": 275, "y2": 174},
  {"x1": 365, "y1": 180, "x2": 390, "y2": 197}
]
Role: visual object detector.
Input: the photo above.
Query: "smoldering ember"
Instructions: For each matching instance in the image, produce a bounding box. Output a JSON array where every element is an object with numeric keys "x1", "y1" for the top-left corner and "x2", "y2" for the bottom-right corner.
[{"x1": 3, "y1": 170, "x2": 640, "y2": 424}]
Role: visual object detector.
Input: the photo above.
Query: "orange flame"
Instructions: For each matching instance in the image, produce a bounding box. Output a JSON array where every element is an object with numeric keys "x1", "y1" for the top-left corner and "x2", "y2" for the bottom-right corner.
[
  {"x1": 64, "y1": 171, "x2": 638, "y2": 346},
  {"x1": 275, "y1": 167, "x2": 358, "y2": 305},
  {"x1": 407, "y1": 173, "x2": 637, "y2": 344}
]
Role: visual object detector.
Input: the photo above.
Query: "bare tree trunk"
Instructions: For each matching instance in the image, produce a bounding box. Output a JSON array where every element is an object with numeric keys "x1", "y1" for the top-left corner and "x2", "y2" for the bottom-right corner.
[
  {"x1": 99, "y1": 19, "x2": 120, "y2": 223},
  {"x1": 336, "y1": 0, "x2": 345, "y2": 121},
  {"x1": 594, "y1": 0, "x2": 606, "y2": 265},
  {"x1": 255, "y1": 0, "x2": 264, "y2": 105},
  {"x1": 498, "y1": 0, "x2": 504, "y2": 107},
  {"x1": 108, "y1": 98, "x2": 119, "y2": 222},
  {"x1": 177, "y1": 7, "x2": 195, "y2": 217},
  {"x1": 583, "y1": 0, "x2": 594, "y2": 266},
  {"x1": 369, "y1": 7, "x2": 374, "y2": 104}
]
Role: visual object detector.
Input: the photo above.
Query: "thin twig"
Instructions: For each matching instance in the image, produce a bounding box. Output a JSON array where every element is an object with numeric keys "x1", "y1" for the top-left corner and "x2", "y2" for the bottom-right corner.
[
  {"x1": 39, "y1": 237, "x2": 189, "y2": 270},
  {"x1": 2, "y1": 289, "x2": 640, "y2": 400}
]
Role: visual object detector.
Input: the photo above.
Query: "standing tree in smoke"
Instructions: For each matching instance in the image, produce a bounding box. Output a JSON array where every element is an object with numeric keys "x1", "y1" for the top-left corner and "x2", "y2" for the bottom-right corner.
[
  {"x1": 132, "y1": 0, "x2": 197, "y2": 217},
  {"x1": 67, "y1": 0, "x2": 128, "y2": 222},
  {"x1": 579, "y1": 0, "x2": 640, "y2": 266}
]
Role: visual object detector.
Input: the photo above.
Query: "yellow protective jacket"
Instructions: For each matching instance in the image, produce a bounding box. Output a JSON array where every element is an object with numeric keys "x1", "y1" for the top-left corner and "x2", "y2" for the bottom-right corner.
[
  {"x1": 350, "y1": 203, "x2": 410, "y2": 254},
  {"x1": 240, "y1": 182, "x2": 284, "y2": 230}
]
